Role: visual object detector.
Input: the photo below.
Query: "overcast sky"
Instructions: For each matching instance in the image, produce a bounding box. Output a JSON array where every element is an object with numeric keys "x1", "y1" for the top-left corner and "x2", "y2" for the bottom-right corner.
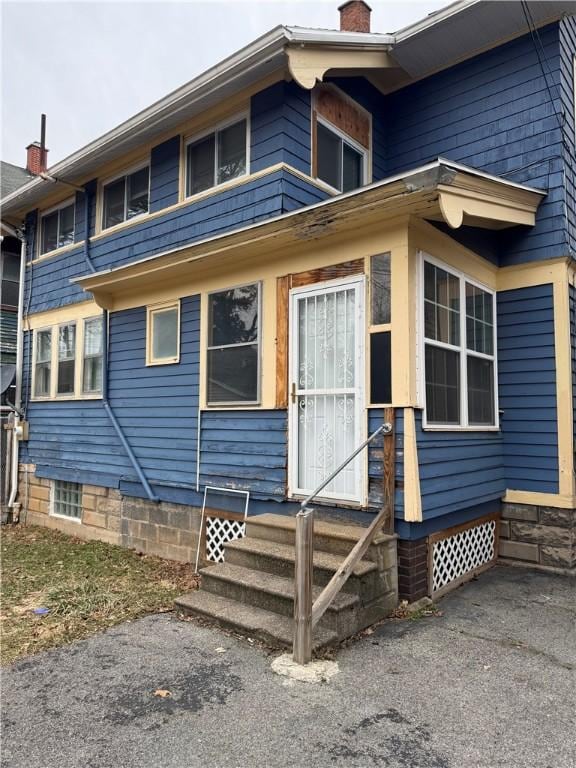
[{"x1": 1, "y1": 0, "x2": 447, "y2": 168}]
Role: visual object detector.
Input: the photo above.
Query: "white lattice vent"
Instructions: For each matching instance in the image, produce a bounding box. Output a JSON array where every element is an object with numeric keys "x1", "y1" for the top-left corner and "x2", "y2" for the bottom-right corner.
[
  {"x1": 430, "y1": 517, "x2": 498, "y2": 598},
  {"x1": 205, "y1": 516, "x2": 246, "y2": 563}
]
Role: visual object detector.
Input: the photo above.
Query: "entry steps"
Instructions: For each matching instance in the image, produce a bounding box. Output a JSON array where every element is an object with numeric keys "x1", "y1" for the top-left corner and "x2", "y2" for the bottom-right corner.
[{"x1": 175, "y1": 513, "x2": 398, "y2": 651}]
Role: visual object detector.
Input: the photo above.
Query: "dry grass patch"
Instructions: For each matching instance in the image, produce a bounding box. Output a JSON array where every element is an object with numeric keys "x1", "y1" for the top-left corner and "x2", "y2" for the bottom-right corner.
[{"x1": 1, "y1": 524, "x2": 198, "y2": 665}]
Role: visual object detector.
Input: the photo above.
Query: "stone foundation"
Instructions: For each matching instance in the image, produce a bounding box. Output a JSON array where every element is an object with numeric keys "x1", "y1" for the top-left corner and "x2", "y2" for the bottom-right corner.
[
  {"x1": 499, "y1": 502, "x2": 575, "y2": 572},
  {"x1": 17, "y1": 464, "x2": 202, "y2": 562}
]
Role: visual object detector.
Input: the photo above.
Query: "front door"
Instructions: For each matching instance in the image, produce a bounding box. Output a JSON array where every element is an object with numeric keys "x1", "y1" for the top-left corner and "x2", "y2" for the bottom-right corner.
[{"x1": 289, "y1": 275, "x2": 365, "y2": 504}]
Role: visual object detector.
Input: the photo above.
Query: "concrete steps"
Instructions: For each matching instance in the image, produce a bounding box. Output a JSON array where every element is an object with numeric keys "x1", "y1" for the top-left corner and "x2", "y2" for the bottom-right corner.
[{"x1": 175, "y1": 513, "x2": 398, "y2": 651}]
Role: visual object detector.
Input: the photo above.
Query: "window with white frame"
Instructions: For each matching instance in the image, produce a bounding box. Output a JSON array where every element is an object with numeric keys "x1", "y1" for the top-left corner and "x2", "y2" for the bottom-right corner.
[
  {"x1": 34, "y1": 328, "x2": 52, "y2": 397},
  {"x1": 185, "y1": 116, "x2": 248, "y2": 197},
  {"x1": 57, "y1": 323, "x2": 76, "y2": 395},
  {"x1": 207, "y1": 283, "x2": 260, "y2": 405},
  {"x1": 102, "y1": 165, "x2": 149, "y2": 229},
  {"x1": 40, "y1": 200, "x2": 75, "y2": 255},
  {"x1": 316, "y1": 118, "x2": 367, "y2": 193},
  {"x1": 51, "y1": 480, "x2": 82, "y2": 520},
  {"x1": 146, "y1": 301, "x2": 180, "y2": 365},
  {"x1": 82, "y1": 316, "x2": 104, "y2": 393},
  {"x1": 423, "y1": 257, "x2": 497, "y2": 428}
]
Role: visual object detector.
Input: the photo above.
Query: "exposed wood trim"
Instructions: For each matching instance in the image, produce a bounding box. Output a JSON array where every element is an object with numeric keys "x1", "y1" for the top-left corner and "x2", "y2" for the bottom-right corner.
[
  {"x1": 311, "y1": 110, "x2": 318, "y2": 179},
  {"x1": 276, "y1": 275, "x2": 290, "y2": 408},
  {"x1": 315, "y1": 83, "x2": 371, "y2": 149},
  {"x1": 383, "y1": 406, "x2": 395, "y2": 535},
  {"x1": 290, "y1": 258, "x2": 364, "y2": 288}
]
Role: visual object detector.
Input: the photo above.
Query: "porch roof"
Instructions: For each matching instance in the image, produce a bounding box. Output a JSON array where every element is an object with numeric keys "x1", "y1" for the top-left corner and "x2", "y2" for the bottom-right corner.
[{"x1": 74, "y1": 158, "x2": 545, "y2": 309}]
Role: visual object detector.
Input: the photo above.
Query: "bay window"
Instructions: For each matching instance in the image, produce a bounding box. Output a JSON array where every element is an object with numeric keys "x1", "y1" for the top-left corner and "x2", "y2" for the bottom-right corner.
[
  {"x1": 186, "y1": 116, "x2": 248, "y2": 197},
  {"x1": 207, "y1": 283, "x2": 260, "y2": 405},
  {"x1": 423, "y1": 257, "x2": 497, "y2": 428}
]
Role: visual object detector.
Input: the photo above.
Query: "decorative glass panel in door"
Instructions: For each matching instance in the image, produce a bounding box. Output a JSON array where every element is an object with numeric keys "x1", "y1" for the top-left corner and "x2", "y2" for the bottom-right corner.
[{"x1": 290, "y1": 277, "x2": 365, "y2": 503}]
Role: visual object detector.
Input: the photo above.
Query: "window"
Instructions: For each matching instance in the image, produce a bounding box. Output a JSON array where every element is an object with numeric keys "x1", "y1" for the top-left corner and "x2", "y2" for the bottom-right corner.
[
  {"x1": 51, "y1": 480, "x2": 82, "y2": 520},
  {"x1": 186, "y1": 117, "x2": 248, "y2": 197},
  {"x1": 1, "y1": 250, "x2": 20, "y2": 307},
  {"x1": 423, "y1": 257, "x2": 497, "y2": 428},
  {"x1": 316, "y1": 119, "x2": 366, "y2": 193},
  {"x1": 40, "y1": 201, "x2": 75, "y2": 254},
  {"x1": 34, "y1": 329, "x2": 52, "y2": 397},
  {"x1": 147, "y1": 301, "x2": 180, "y2": 365},
  {"x1": 371, "y1": 253, "x2": 391, "y2": 325},
  {"x1": 57, "y1": 323, "x2": 76, "y2": 395},
  {"x1": 102, "y1": 165, "x2": 149, "y2": 229},
  {"x1": 207, "y1": 283, "x2": 260, "y2": 405},
  {"x1": 83, "y1": 317, "x2": 103, "y2": 394}
]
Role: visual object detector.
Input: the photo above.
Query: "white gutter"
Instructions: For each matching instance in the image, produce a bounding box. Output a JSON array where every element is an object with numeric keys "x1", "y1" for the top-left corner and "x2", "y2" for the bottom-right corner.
[
  {"x1": 8, "y1": 229, "x2": 27, "y2": 512},
  {"x1": 393, "y1": 0, "x2": 479, "y2": 41}
]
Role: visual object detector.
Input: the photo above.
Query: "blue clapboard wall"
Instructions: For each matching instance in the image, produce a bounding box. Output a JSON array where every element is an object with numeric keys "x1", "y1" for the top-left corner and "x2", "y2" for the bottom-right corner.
[
  {"x1": 497, "y1": 283, "x2": 559, "y2": 494},
  {"x1": 560, "y1": 16, "x2": 576, "y2": 256},
  {"x1": 385, "y1": 23, "x2": 570, "y2": 265}
]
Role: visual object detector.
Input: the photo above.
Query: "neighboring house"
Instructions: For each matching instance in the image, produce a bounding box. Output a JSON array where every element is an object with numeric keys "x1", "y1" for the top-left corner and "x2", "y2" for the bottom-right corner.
[{"x1": 1, "y1": 1, "x2": 575, "y2": 626}]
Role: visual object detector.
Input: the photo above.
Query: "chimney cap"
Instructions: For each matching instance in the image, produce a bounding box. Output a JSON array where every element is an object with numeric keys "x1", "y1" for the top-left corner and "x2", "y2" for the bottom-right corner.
[
  {"x1": 26, "y1": 141, "x2": 42, "y2": 150},
  {"x1": 338, "y1": 0, "x2": 372, "y2": 11}
]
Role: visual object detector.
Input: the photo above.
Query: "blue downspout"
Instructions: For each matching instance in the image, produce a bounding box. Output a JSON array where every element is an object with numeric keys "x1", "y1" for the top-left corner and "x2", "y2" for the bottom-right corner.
[{"x1": 82, "y1": 184, "x2": 158, "y2": 503}]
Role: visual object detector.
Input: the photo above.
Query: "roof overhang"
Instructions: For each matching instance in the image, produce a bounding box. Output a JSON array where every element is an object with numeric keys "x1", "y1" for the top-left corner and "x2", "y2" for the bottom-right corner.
[
  {"x1": 3, "y1": 1, "x2": 573, "y2": 218},
  {"x1": 74, "y1": 159, "x2": 545, "y2": 310}
]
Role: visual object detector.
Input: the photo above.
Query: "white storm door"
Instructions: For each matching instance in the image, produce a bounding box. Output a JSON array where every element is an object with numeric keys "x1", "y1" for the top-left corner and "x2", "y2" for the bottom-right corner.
[{"x1": 289, "y1": 276, "x2": 365, "y2": 503}]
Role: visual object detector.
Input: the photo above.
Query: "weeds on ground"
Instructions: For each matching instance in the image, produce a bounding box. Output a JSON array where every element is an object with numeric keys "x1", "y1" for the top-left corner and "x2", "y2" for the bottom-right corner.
[{"x1": 0, "y1": 525, "x2": 198, "y2": 665}]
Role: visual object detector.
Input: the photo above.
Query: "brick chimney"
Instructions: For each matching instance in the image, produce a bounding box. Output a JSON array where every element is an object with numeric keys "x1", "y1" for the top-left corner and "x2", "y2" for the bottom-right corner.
[
  {"x1": 26, "y1": 142, "x2": 49, "y2": 175},
  {"x1": 339, "y1": 0, "x2": 371, "y2": 33}
]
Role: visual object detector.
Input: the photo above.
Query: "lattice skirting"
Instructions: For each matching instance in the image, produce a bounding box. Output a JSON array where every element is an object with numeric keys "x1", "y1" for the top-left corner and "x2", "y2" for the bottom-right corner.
[
  {"x1": 428, "y1": 514, "x2": 499, "y2": 599},
  {"x1": 205, "y1": 515, "x2": 246, "y2": 563}
]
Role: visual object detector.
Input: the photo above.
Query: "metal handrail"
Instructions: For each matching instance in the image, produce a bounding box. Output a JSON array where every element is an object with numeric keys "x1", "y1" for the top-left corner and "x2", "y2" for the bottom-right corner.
[{"x1": 293, "y1": 420, "x2": 393, "y2": 665}]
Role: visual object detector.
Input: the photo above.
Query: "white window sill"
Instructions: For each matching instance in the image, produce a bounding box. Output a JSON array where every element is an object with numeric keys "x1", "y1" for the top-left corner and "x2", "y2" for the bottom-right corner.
[{"x1": 49, "y1": 512, "x2": 82, "y2": 523}]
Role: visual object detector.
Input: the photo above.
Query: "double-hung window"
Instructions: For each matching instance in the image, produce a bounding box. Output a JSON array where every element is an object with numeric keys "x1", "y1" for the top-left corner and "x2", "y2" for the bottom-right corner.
[
  {"x1": 207, "y1": 283, "x2": 260, "y2": 405},
  {"x1": 83, "y1": 317, "x2": 104, "y2": 393},
  {"x1": 423, "y1": 256, "x2": 497, "y2": 428},
  {"x1": 40, "y1": 200, "x2": 75, "y2": 255},
  {"x1": 316, "y1": 118, "x2": 367, "y2": 193},
  {"x1": 57, "y1": 323, "x2": 76, "y2": 395},
  {"x1": 34, "y1": 329, "x2": 52, "y2": 397},
  {"x1": 102, "y1": 165, "x2": 149, "y2": 229},
  {"x1": 186, "y1": 116, "x2": 248, "y2": 197}
]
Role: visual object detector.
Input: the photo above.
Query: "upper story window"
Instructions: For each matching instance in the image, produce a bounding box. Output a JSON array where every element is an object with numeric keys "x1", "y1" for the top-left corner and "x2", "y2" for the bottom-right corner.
[
  {"x1": 422, "y1": 256, "x2": 497, "y2": 429},
  {"x1": 207, "y1": 283, "x2": 260, "y2": 405},
  {"x1": 102, "y1": 165, "x2": 149, "y2": 230},
  {"x1": 40, "y1": 200, "x2": 75, "y2": 255},
  {"x1": 316, "y1": 119, "x2": 367, "y2": 193},
  {"x1": 1, "y1": 250, "x2": 20, "y2": 308},
  {"x1": 185, "y1": 115, "x2": 248, "y2": 197},
  {"x1": 313, "y1": 84, "x2": 370, "y2": 194}
]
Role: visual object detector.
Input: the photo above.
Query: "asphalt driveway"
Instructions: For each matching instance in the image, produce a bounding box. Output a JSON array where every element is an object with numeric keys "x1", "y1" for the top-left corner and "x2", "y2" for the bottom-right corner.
[{"x1": 1, "y1": 565, "x2": 574, "y2": 768}]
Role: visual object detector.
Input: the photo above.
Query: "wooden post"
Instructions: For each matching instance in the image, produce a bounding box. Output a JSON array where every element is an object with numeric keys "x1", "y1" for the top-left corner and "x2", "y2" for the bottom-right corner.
[
  {"x1": 383, "y1": 407, "x2": 395, "y2": 535},
  {"x1": 293, "y1": 508, "x2": 314, "y2": 665}
]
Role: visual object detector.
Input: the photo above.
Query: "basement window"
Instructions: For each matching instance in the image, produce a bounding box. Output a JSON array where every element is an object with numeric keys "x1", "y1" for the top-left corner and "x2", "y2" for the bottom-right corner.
[
  {"x1": 185, "y1": 115, "x2": 248, "y2": 197},
  {"x1": 51, "y1": 480, "x2": 82, "y2": 520},
  {"x1": 102, "y1": 165, "x2": 150, "y2": 229},
  {"x1": 40, "y1": 200, "x2": 75, "y2": 255},
  {"x1": 207, "y1": 282, "x2": 260, "y2": 405}
]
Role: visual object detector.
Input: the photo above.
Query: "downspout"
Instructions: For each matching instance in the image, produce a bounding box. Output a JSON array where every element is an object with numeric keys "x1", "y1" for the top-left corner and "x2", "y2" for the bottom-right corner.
[{"x1": 7, "y1": 225, "x2": 27, "y2": 513}]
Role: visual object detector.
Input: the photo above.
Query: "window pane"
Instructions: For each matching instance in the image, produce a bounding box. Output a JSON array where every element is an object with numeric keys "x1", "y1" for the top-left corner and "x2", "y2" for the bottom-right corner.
[
  {"x1": 35, "y1": 364, "x2": 51, "y2": 396},
  {"x1": 83, "y1": 317, "x2": 103, "y2": 393},
  {"x1": 127, "y1": 167, "x2": 149, "y2": 219},
  {"x1": 187, "y1": 134, "x2": 215, "y2": 195},
  {"x1": 41, "y1": 211, "x2": 59, "y2": 253},
  {"x1": 103, "y1": 178, "x2": 125, "y2": 228},
  {"x1": 317, "y1": 122, "x2": 341, "y2": 191},
  {"x1": 466, "y1": 283, "x2": 493, "y2": 355},
  {"x1": 83, "y1": 318, "x2": 103, "y2": 356},
  {"x1": 370, "y1": 331, "x2": 391, "y2": 404},
  {"x1": 207, "y1": 344, "x2": 258, "y2": 403},
  {"x1": 425, "y1": 344, "x2": 460, "y2": 425},
  {"x1": 342, "y1": 143, "x2": 363, "y2": 192},
  {"x1": 371, "y1": 253, "x2": 391, "y2": 325},
  {"x1": 467, "y1": 356, "x2": 495, "y2": 425},
  {"x1": 152, "y1": 308, "x2": 178, "y2": 360},
  {"x1": 58, "y1": 205, "x2": 75, "y2": 247},
  {"x1": 53, "y1": 480, "x2": 82, "y2": 518},
  {"x1": 37, "y1": 330, "x2": 52, "y2": 362},
  {"x1": 3, "y1": 253, "x2": 20, "y2": 281},
  {"x1": 217, "y1": 120, "x2": 246, "y2": 184},
  {"x1": 83, "y1": 357, "x2": 103, "y2": 394},
  {"x1": 209, "y1": 284, "x2": 259, "y2": 347},
  {"x1": 58, "y1": 325, "x2": 76, "y2": 394},
  {"x1": 424, "y1": 262, "x2": 460, "y2": 346}
]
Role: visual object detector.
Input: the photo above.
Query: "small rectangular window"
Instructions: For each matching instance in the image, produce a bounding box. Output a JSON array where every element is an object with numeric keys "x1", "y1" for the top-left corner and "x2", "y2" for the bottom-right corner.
[
  {"x1": 207, "y1": 283, "x2": 260, "y2": 405},
  {"x1": 40, "y1": 201, "x2": 75, "y2": 255},
  {"x1": 34, "y1": 329, "x2": 52, "y2": 397},
  {"x1": 57, "y1": 324, "x2": 76, "y2": 394},
  {"x1": 83, "y1": 317, "x2": 103, "y2": 394},
  {"x1": 102, "y1": 166, "x2": 150, "y2": 229},
  {"x1": 52, "y1": 480, "x2": 82, "y2": 520},
  {"x1": 147, "y1": 302, "x2": 180, "y2": 365},
  {"x1": 370, "y1": 332, "x2": 391, "y2": 404},
  {"x1": 186, "y1": 117, "x2": 247, "y2": 197},
  {"x1": 316, "y1": 119, "x2": 366, "y2": 193},
  {"x1": 371, "y1": 253, "x2": 391, "y2": 325}
]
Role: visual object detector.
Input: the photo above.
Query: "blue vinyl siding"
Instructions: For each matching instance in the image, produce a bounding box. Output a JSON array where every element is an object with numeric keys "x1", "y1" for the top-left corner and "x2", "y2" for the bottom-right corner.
[
  {"x1": 150, "y1": 136, "x2": 180, "y2": 212},
  {"x1": 497, "y1": 283, "x2": 559, "y2": 493},
  {"x1": 386, "y1": 24, "x2": 569, "y2": 264},
  {"x1": 560, "y1": 16, "x2": 576, "y2": 255},
  {"x1": 250, "y1": 81, "x2": 311, "y2": 175}
]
